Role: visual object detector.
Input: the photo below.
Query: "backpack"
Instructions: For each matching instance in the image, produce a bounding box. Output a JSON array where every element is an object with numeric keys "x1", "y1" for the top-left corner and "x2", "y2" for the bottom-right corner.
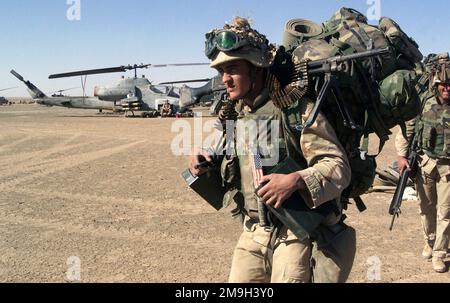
[
  {"x1": 274, "y1": 7, "x2": 423, "y2": 207},
  {"x1": 284, "y1": 8, "x2": 423, "y2": 77}
]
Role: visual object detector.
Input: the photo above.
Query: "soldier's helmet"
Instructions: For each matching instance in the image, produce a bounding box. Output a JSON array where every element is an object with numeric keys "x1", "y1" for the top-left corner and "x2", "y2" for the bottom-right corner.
[
  {"x1": 432, "y1": 53, "x2": 450, "y2": 85},
  {"x1": 205, "y1": 17, "x2": 276, "y2": 68}
]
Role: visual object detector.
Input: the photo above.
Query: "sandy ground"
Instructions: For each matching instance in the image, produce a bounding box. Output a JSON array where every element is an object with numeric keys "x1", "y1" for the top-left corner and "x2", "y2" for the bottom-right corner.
[{"x1": 0, "y1": 103, "x2": 448, "y2": 283}]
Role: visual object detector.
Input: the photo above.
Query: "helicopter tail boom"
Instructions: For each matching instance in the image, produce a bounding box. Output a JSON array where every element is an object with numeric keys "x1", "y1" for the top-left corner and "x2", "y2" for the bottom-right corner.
[{"x1": 10, "y1": 70, "x2": 47, "y2": 99}]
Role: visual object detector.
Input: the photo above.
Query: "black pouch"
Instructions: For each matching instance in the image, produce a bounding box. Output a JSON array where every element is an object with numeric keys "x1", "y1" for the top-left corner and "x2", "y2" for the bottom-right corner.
[{"x1": 181, "y1": 168, "x2": 226, "y2": 211}]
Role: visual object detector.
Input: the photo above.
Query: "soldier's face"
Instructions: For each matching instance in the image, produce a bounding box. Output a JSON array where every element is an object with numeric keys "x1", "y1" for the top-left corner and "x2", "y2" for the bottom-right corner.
[
  {"x1": 217, "y1": 60, "x2": 252, "y2": 101},
  {"x1": 437, "y1": 83, "x2": 450, "y2": 104}
]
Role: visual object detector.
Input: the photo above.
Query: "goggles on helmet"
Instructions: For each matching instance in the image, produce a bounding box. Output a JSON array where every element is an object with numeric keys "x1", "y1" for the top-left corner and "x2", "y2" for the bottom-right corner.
[{"x1": 205, "y1": 30, "x2": 250, "y2": 59}]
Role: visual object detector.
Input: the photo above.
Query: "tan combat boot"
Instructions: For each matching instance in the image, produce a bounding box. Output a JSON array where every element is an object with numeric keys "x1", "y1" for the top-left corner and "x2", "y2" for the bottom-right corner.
[
  {"x1": 431, "y1": 257, "x2": 446, "y2": 273},
  {"x1": 421, "y1": 242, "x2": 433, "y2": 260}
]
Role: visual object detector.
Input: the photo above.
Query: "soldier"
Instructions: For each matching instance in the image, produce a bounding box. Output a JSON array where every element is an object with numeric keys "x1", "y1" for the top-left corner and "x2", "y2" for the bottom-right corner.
[
  {"x1": 188, "y1": 17, "x2": 352, "y2": 282},
  {"x1": 396, "y1": 53, "x2": 450, "y2": 273},
  {"x1": 160, "y1": 100, "x2": 173, "y2": 117}
]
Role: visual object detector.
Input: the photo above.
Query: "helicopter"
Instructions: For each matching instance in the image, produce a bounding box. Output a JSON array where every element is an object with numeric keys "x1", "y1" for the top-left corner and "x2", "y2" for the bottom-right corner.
[
  {"x1": 50, "y1": 87, "x2": 78, "y2": 97},
  {"x1": 10, "y1": 70, "x2": 121, "y2": 112},
  {"x1": 0, "y1": 87, "x2": 17, "y2": 105},
  {"x1": 160, "y1": 74, "x2": 227, "y2": 115},
  {"x1": 48, "y1": 63, "x2": 209, "y2": 117}
]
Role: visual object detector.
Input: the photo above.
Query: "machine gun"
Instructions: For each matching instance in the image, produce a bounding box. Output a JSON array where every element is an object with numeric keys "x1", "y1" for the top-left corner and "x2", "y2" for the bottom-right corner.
[
  {"x1": 388, "y1": 129, "x2": 420, "y2": 230},
  {"x1": 301, "y1": 47, "x2": 391, "y2": 129}
]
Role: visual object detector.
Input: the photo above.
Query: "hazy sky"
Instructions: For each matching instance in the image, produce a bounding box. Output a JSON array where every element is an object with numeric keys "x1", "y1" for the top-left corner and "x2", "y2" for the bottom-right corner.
[{"x1": 1, "y1": 0, "x2": 448, "y2": 97}]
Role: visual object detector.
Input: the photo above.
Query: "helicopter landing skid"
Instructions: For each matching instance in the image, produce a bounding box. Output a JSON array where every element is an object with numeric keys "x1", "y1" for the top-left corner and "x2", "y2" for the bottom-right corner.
[{"x1": 125, "y1": 110, "x2": 159, "y2": 118}]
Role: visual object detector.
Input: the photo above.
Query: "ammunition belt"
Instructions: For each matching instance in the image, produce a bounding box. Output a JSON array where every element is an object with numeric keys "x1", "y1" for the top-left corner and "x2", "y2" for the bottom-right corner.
[{"x1": 267, "y1": 60, "x2": 309, "y2": 109}]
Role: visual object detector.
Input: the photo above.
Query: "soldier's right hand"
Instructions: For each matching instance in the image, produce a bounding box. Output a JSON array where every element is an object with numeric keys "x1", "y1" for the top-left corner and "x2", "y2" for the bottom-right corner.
[
  {"x1": 397, "y1": 155, "x2": 410, "y2": 173},
  {"x1": 189, "y1": 147, "x2": 213, "y2": 176}
]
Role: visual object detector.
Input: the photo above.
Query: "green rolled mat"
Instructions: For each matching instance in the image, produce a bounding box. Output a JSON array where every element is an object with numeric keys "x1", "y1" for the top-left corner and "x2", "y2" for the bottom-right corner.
[{"x1": 282, "y1": 18, "x2": 324, "y2": 50}]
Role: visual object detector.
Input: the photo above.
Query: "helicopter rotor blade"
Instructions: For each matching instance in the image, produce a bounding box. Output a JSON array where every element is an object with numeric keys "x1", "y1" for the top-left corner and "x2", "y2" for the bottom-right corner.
[
  {"x1": 0, "y1": 86, "x2": 18, "y2": 92},
  {"x1": 159, "y1": 78, "x2": 212, "y2": 85},
  {"x1": 49, "y1": 66, "x2": 128, "y2": 79},
  {"x1": 49, "y1": 63, "x2": 209, "y2": 79},
  {"x1": 151, "y1": 63, "x2": 209, "y2": 68},
  {"x1": 48, "y1": 87, "x2": 79, "y2": 94}
]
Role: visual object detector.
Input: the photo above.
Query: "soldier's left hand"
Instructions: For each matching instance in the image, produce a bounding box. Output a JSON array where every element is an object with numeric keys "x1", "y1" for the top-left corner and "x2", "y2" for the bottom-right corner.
[{"x1": 257, "y1": 173, "x2": 306, "y2": 209}]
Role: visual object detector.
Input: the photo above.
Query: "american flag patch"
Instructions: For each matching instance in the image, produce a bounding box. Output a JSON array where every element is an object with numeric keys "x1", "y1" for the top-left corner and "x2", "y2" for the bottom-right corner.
[{"x1": 251, "y1": 153, "x2": 264, "y2": 189}]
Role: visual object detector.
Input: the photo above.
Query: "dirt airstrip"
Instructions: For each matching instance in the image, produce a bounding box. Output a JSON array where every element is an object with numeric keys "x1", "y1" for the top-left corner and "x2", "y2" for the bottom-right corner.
[{"x1": 0, "y1": 104, "x2": 448, "y2": 282}]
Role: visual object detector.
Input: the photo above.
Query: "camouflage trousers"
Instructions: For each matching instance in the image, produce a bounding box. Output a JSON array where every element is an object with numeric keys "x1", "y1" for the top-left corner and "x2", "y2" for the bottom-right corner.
[
  {"x1": 228, "y1": 216, "x2": 312, "y2": 283},
  {"x1": 416, "y1": 156, "x2": 450, "y2": 258},
  {"x1": 228, "y1": 215, "x2": 356, "y2": 283}
]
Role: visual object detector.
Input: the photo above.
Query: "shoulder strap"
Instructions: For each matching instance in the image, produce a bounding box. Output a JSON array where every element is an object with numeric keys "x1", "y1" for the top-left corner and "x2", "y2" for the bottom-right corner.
[{"x1": 277, "y1": 104, "x2": 308, "y2": 169}]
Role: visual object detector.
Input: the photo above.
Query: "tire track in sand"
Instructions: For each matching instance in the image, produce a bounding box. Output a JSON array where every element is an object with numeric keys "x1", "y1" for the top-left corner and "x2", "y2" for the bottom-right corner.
[
  {"x1": 0, "y1": 213, "x2": 225, "y2": 247},
  {"x1": 0, "y1": 187, "x2": 207, "y2": 216},
  {"x1": 0, "y1": 133, "x2": 34, "y2": 154},
  {"x1": 0, "y1": 136, "x2": 123, "y2": 179},
  {"x1": 0, "y1": 140, "x2": 146, "y2": 190},
  {"x1": 0, "y1": 134, "x2": 94, "y2": 173}
]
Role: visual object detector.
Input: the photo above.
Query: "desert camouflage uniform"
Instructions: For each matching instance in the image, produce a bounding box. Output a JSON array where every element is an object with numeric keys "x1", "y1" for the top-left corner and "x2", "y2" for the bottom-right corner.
[
  {"x1": 225, "y1": 87, "x2": 351, "y2": 283},
  {"x1": 206, "y1": 17, "x2": 352, "y2": 283},
  {"x1": 160, "y1": 102, "x2": 172, "y2": 117},
  {"x1": 395, "y1": 92, "x2": 450, "y2": 262}
]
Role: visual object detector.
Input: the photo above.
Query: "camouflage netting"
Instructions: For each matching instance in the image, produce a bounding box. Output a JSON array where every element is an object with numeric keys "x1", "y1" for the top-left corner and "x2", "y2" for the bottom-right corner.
[{"x1": 208, "y1": 17, "x2": 277, "y2": 68}]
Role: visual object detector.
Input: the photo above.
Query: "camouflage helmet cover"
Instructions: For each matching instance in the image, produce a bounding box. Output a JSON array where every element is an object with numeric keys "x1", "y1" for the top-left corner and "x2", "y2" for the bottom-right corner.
[{"x1": 207, "y1": 17, "x2": 276, "y2": 68}]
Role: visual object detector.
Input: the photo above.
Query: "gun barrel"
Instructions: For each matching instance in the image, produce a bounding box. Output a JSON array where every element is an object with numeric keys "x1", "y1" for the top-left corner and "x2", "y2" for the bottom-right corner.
[
  {"x1": 308, "y1": 47, "x2": 391, "y2": 71},
  {"x1": 389, "y1": 212, "x2": 396, "y2": 231},
  {"x1": 388, "y1": 168, "x2": 410, "y2": 215}
]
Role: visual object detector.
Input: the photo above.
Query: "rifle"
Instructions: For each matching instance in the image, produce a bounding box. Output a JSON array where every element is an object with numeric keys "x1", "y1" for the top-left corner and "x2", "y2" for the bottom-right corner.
[
  {"x1": 388, "y1": 129, "x2": 420, "y2": 230},
  {"x1": 194, "y1": 97, "x2": 237, "y2": 170}
]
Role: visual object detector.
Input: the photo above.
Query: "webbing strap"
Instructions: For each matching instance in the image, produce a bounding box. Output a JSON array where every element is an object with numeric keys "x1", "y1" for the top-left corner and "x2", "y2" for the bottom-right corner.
[
  {"x1": 360, "y1": 110, "x2": 386, "y2": 158},
  {"x1": 314, "y1": 28, "x2": 338, "y2": 41},
  {"x1": 353, "y1": 196, "x2": 367, "y2": 212},
  {"x1": 360, "y1": 111, "x2": 370, "y2": 156},
  {"x1": 329, "y1": 37, "x2": 355, "y2": 55}
]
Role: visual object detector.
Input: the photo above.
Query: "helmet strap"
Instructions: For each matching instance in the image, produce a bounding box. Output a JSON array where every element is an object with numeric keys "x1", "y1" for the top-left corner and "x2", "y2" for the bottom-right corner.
[{"x1": 242, "y1": 65, "x2": 264, "y2": 104}]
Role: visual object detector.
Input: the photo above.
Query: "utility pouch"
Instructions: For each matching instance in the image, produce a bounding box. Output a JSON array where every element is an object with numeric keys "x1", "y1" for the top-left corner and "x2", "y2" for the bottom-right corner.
[{"x1": 181, "y1": 168, "x2": 227, "y2": 211}]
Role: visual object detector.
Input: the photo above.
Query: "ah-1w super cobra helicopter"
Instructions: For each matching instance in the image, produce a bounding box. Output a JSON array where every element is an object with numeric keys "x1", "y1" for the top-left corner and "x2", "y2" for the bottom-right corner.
[{"x1": 48, "y1": 63, "x2": 209, "y2": 117}]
